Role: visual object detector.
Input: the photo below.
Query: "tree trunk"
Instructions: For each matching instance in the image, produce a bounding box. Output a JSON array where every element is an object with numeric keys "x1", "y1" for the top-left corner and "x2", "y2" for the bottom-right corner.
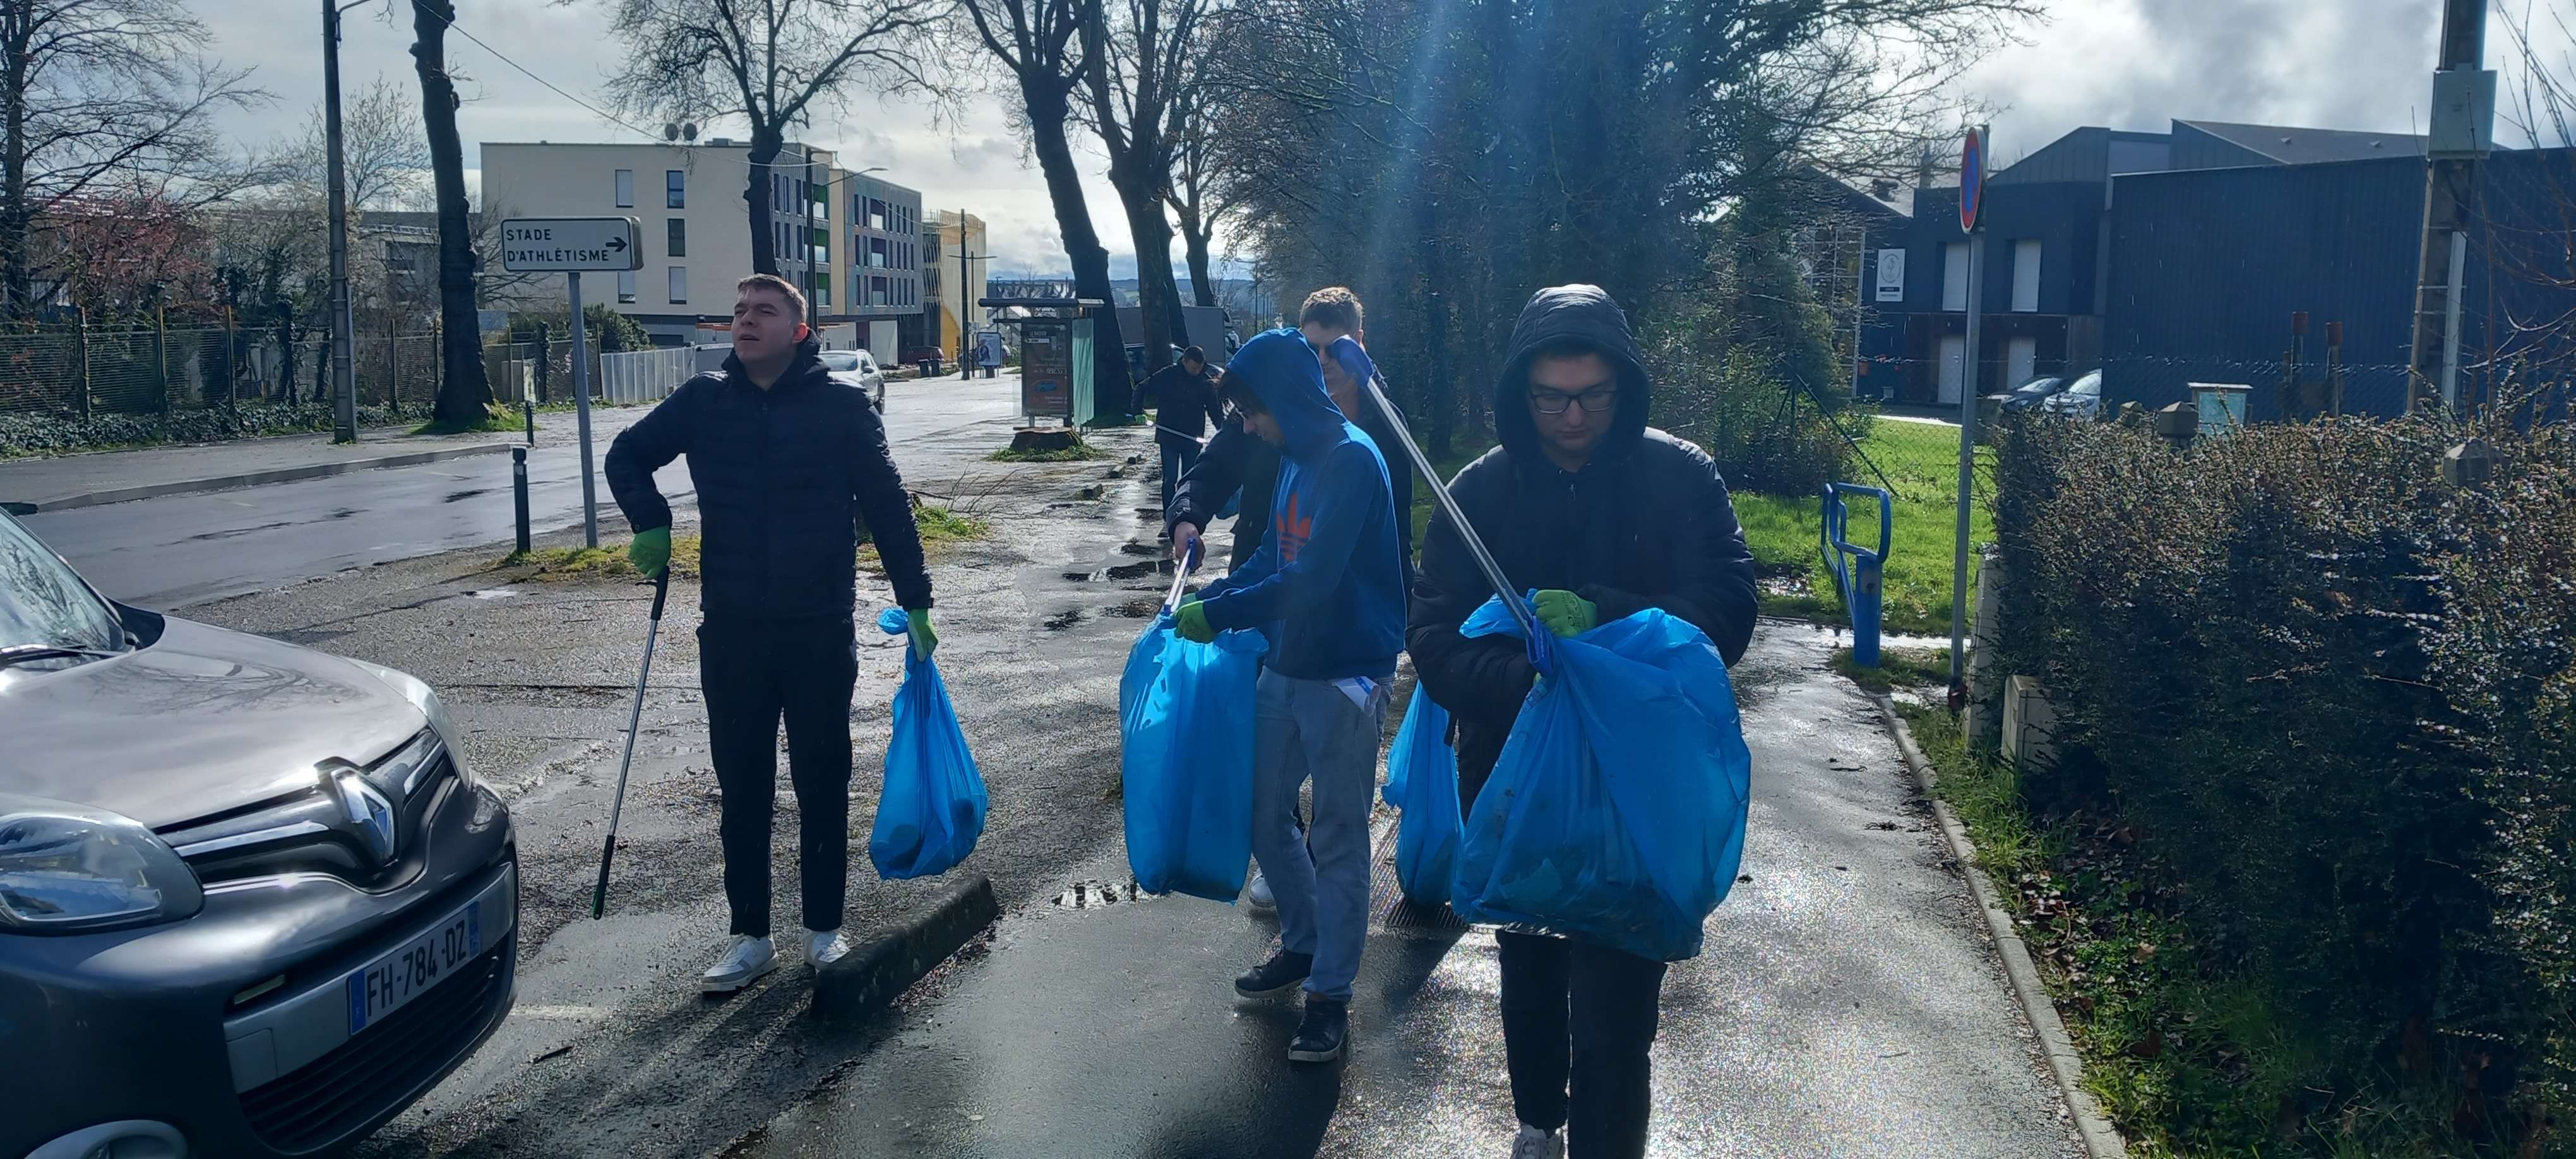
[
  {"x1": 412, "y1": 0, "x2": 492, "y2": 425},
  {"x1": 1111, "y1": 160, "x2": 1183, "y2": 376},
  {"x1": 746, "y1": 129, "x2": 784, "y2": 276},
  {"x1": 1, "y1": 12, "x2": 33, "y2": 320},
  {"x1": 1176, "y1": 201, "x2": 1217, "y2": 308},
  {"x1": 1024, "y1": 81, "x2": 1133, "y2": 415}
]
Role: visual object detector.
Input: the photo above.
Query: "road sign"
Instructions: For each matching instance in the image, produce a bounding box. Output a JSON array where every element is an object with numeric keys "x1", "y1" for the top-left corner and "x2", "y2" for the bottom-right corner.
[
  {"x1": 499, "y1": 217, "x2": 641, "y2": 273},
  {"x1": 1959, "y1": 128, "x2": 1987, "y2": 234}
]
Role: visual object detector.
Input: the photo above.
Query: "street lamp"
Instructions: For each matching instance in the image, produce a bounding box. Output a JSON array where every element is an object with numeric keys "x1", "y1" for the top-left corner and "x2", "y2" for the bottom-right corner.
[{"x1": 322, "y1": 0, "x2": 372, "y2": 443}]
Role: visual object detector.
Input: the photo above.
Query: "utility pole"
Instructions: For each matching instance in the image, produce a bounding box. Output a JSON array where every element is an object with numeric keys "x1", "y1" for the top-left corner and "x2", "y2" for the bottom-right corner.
[
  {"x1": 2406, "y1": 0, "x2": 2496, "y2": 414},
  {"x1": 323, "y1": 0, "x2": 363, "y2": 443},
  {"x1": 948, "y1": 209, "x2": 989, "y2": 377},
  {"x1": 802, "y1": 146, "x2": 818, "y2": 314}
]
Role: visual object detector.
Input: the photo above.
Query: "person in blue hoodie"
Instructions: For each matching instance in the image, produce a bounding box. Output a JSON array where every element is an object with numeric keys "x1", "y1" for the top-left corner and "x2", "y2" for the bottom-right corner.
[{"x1": 1174, "y1": 328, "x2": 1405, "y2": 1065}]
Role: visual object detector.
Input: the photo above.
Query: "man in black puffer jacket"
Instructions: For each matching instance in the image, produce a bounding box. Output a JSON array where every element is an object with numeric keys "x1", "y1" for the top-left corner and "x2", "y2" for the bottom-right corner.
[
  {"x1": 605, "y1": 273, "x2": 935, "y2": 995},
  {"x1": 1408, "y1": 284, "x2": 1756, "y2": 1159}
]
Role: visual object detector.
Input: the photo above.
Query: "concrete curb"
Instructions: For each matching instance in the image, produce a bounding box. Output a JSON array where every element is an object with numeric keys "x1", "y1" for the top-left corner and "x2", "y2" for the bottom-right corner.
[
  {"x1": 1875, "y1": 694, "x2": 2130, "y2": 1159},
  {"x1": 3, "y1": 441, "x2": 515, "y2": 513},
  {"x1": 810, "y1": 873, "x2": 1001, "y2": 1023}
]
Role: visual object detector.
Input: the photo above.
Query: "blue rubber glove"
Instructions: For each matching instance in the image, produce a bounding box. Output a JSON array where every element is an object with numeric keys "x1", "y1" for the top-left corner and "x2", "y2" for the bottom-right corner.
[
  {"x1": 1175, "y1": 598, "x2": 1216, "y2": 644},
  {"x1": 1533, "y1": 589, "x2": 1598, "y2": 638},
  {"x1": 905, "y1": 607, "x2": 936, "y2": 658}
]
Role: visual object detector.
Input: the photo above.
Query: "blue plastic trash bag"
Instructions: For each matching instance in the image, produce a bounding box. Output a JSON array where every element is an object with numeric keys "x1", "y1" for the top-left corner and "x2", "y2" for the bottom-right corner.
[
  {"x1": 1383, "y1": 685, "x2": 1462, "y2": 905},
  {"x1": 1119, "y1": 611, "x2": 1268, "y2": 901},
  {"x1": 1449, "y1": 595, "x2": 1751, "y2": 961},
  {"x1": 869, "y1": 607, "x2": 989, "y2": 879}
]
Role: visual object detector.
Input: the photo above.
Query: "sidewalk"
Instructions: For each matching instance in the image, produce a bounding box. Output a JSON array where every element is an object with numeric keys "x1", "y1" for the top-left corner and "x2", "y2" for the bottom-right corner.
[
  {"x1": 730, "y1": 626, "x2": 2083, "y2": 1159},
  {"x1": 0, "y1": 405, "x2": 653, "y2": 513}
]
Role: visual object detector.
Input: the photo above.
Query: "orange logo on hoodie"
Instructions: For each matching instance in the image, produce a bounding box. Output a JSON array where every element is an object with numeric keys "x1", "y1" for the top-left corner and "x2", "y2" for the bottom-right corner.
[{"x1": 1276, "y1": 491, "x2": 1313, "y2": 564}]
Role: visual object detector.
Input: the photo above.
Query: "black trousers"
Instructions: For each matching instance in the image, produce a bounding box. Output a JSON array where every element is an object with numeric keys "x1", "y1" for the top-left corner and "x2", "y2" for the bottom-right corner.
[
  {"x1": 1158, "y1": 439, "x2": 1201, "y2": 520},
  {"x1": 1498, "y1": 930, "x2": 1669, "y2": 1158},
  {"x1": 698, "y1": 615, "x2": 857, "y2": 939}
]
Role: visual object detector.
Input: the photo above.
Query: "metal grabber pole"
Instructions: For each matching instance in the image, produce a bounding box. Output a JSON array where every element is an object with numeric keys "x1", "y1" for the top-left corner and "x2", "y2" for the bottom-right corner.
[
  {"x1": 592, "y1": 564, "x2": 672, "y2": 918},
  {"x1": 1357, "y1": 378, "x2": 1546, "y2": 660}
]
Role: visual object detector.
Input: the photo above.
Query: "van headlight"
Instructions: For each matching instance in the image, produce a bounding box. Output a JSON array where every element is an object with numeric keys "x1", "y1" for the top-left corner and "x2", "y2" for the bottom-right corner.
[{"x1": 0, "y1": 794, "x2": 204, "y2": 934}]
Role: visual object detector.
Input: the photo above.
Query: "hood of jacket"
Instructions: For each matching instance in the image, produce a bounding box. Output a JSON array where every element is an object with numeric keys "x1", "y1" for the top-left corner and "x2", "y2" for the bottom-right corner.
[
  {"x1": 1224, "y1": 327, "x2": 1347, "y2": 457},
  {"x1": 1492, "y1": 284, "x2": 1652, "y2": 466},
  {"x1": 722, "y1": 334, "x2": 828, "y2": 389}
]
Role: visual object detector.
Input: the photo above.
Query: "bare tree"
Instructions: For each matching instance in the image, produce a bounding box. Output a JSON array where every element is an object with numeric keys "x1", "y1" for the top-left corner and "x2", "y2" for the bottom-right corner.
[
  {"x1": 0, "y1": 0, "x2": 266, "y2": 318},
  {"x1": 590, "y1": 0, "x2": 939, "y2": 278},
  {"x1": 956, "y1": 0, "x2": 1134, "y2": 412},
  {"x1": 1078, "y1": 0, "x2": 1215, "y2": 375},
  {"x1": 410, "y1": 0, "x2": 491, "y2": 425},
  {"x1": 1162, "y1": 57, "x2": 1235, "y2": 309},
  {"x1": 290, "y1": 74, "x2": 430, "y2": 215}
]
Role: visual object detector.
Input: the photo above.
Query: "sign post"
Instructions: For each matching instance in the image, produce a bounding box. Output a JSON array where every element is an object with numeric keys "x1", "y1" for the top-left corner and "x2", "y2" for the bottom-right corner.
[
  {"x1": 500, "y1": 217, "x2": 641, "y2": 547},
  {"x1": 1950, "y1": 126, "x2": 1988, "y2": 703}
]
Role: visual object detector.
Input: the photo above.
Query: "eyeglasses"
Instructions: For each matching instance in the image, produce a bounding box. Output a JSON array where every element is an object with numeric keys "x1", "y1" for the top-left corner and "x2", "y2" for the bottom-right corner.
[{"x1": 1530, "y1": 385, "x2": 1618, "y2": 415}]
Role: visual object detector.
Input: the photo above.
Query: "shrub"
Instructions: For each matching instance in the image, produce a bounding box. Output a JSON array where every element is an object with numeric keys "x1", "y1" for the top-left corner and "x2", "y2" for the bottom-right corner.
[
  {"x1": 1650, "y1": 348, "x2": 1862, "y2": 496},
  {"x1": 1991, "y1": 412, "x2": 2576, "y2": 1140},
  {"x1": 0, "y1": 402, "x2": 405, "y2": 459}
]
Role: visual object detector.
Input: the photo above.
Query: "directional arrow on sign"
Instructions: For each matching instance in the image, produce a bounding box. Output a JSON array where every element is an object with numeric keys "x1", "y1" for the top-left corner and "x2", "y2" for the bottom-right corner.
[{"x1": 606, "y1": 235, "x2": 628, "y2": 253}]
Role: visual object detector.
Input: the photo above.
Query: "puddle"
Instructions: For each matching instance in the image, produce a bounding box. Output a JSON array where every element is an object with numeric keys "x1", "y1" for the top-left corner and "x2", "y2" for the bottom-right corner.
[
  {"x1": 187, "y1": 520, "x2": 296, "y2": 542},
  {"x1": 1107, "y1": 597, "x2": 1161, "y2": 619},
  {"x1": 468, "y1": 588, "x2": 522, "y2": 600},
  {"x1": 1051, "y1": 879, "x2": 1148, "y2": 908},
  {"x1": 1042, "y1": 609, "x2": 1086, "y2": 631},
  {"x1": 1117, "y1": 542, "x2": 1161, "y2": 557},
  {"x1": 330, "y1": 508, "x2": 359, "y2": 520},
  {"x1": 1061, "y1": 560, "x2": 1176, "y2": 583},
  {"x1": 444, "y1": 489, "x2": 489, "y2": 503}
]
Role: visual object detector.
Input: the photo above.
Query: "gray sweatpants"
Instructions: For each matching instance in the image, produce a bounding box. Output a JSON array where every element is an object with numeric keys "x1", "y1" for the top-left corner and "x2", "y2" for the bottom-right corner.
[{"x1": 1252, "y1": 668, "x2": 1390, "y2": 1004}]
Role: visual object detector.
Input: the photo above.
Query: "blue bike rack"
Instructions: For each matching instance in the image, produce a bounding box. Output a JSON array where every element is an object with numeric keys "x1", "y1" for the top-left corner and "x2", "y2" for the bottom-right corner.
[{"x1": 1820, "y1": 483, "x2": 1893, "y2": 669}]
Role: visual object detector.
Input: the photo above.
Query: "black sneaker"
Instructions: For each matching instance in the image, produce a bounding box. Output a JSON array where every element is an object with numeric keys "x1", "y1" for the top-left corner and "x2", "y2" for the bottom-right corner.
[
  {"x1": 1233, "y1": 949, "x2": 1313, "y2": 998},
  {"x1": 1288, "y1": 999, "x2": 1349, "y2": 1064}
]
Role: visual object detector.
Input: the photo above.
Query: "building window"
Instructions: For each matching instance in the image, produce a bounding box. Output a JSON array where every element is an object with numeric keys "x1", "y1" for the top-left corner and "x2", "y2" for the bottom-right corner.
[
  {"x1": 617, "y1": 270, "x2": 637, "y2": 303},
  {"x1": 868, "y1": 199, "x2": 889, "y2": 231},
  {"x1": 667, "y1": 218, "x2": 686, "y2": 258},
  {"x1": 869, "y1": 237, "x2": 890, "y2": 268},
  {"x1": 813, "y1": 181, "x2": 828, "y2": 221},
  {"x1": 818, "y1": 275, "x2": 832, "y2": 307},
  {"x1": 668, "y1": 266, "x2": 687, "y2": 304},
  {"x1": 2011, "y1": 239, "x2": 2042, "y2": 313},
  {"x1": 614, "y1": 169, "x2": 634, "y2": 208},
  {"x1": 665, "y1": 170, "x2": 684, "y2": 209},
  {"x1": 871, "y1": 275, "x2": 890, "y2": 307},
  {"x1": 1941, "y1": 242, "x2": 1970, "y2": 312}
]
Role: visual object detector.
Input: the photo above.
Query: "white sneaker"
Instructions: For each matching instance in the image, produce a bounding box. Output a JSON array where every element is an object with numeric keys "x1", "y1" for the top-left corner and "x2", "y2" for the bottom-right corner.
[
  {"x1": 804, "y1": 927, "x2": 855, "y2": 968},
  {"x1": 1246, "y1": 872, "x2": 1276, "y2": 911},
  {"x1": 1511, "y1": 1125, "x2": 1564, "y2": 1159},
  {"x1": 698, "y1": 934, "x2": 777, "y2": 993}
]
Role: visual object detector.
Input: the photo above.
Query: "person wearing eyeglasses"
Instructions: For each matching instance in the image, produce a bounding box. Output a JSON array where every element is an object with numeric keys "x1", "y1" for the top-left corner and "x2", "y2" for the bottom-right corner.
[{"x1": 1405, "y1": 283, "x2": 1756, "y2": 1159}]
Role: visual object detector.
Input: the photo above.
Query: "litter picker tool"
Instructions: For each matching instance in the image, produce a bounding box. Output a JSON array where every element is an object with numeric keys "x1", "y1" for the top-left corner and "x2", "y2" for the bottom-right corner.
[
  {"x1": 1359, "y1": 379, "x2": 1547, "y2": 665},
  {"x1": 591, "y1": 564, "x2": 671, "y2": 919},
  {"x1": 1161, "y1": 535, "x2": 1203, "y2": 615}
]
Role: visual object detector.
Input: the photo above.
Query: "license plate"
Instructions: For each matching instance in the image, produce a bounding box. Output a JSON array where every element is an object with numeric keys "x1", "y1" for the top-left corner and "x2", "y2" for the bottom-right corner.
[{"x1": 345, "y1": 901, "x2": 482, "y2": 1035}]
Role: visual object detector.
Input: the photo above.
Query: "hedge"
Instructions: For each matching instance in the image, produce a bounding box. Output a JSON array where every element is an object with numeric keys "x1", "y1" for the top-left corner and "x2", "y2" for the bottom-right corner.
[
  {"x1": 0, "y1": 402, "x2": 405, "y2": 460},
  {"x1": 1991, "y1": 412, "x2": 2575, "y2": 1143}
]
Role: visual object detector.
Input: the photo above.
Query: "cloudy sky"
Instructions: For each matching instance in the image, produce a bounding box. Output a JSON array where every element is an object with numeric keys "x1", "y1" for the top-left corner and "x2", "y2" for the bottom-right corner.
[{"x1": 201, "y1": 0, "x2": 2541, "y2": 275}]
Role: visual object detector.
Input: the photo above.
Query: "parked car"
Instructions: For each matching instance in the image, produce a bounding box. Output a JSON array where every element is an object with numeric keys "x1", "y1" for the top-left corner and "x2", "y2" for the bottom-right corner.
[
  {"x1": 901, "y1": 346, "x2": 946, "y2": 376},
  {"x1": 0, "y1": 509, "x2": 517, "y2": 1159},
  {"x1": 2041, "y1": 369, "x2": 2104, "y2": 420},
  {"x1": 1990, "y1": 375, "x2": 2066, "y2": 415},
  {"x1": 818, "y1": 348, "x2": 886, "y2": 410}
]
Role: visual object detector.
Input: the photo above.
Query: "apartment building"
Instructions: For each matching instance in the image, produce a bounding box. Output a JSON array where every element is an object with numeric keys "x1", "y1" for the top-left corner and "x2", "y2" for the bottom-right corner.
[
  {"x1": 922, "y1": 210, "x2": 989, "y2": 364},
  {"x1": 479, "y1": 140, "x2": 925, "y2": 359}
]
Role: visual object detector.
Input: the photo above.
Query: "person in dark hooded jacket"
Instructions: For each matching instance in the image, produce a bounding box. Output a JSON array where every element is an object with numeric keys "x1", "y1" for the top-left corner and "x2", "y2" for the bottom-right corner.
[
  {"x1": 1408, "y1": 284, "x2": 1756, "y2": 1159},
  {"x1": 605, "y1": 274, "x2": 936, "y2": 996}
]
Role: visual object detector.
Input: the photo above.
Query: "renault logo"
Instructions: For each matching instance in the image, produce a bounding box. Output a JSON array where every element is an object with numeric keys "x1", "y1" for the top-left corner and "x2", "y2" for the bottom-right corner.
[{"x1": 331, "y1": 768, "x2": 400, "y2": 865}]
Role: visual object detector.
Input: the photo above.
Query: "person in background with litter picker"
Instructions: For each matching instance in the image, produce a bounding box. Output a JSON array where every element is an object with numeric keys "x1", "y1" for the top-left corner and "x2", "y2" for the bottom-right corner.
[
  {"x1": 1137, "y1": 345, "x2": 1224, "y2": 533},
  {"x1": 1166, "y1": 287, "x2": 1414, "y2": 913},
  {"x1": 605, "y1": 273, "x2": 938, "y2": 994},
  {"x1": 1174, "y1": 328, "x2": 1405, "y2": 1064},
  {"x1": 1408, "y1": 284, "x2": 1756, "y2": 1159}
]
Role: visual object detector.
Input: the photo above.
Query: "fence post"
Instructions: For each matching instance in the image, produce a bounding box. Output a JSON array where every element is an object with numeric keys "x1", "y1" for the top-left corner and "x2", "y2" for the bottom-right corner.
[
  {"x1": 74, "y1": 307, "x2": 91, "y2": 419},
  {"x1": 155, "y1": 304, "x2": 169, "y2": 420},
  {"x1": 432, "y1": 318, "x2": 443, "y2": 407},
  {"x1": 385, "y1": 304, "x2": 399, "y2": 419}
]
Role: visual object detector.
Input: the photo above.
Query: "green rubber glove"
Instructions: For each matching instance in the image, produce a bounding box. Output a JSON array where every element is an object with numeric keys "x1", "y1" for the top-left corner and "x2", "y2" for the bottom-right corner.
[
  {"x1": 627, "y1": 526, "x2": 672, "y2": 576},
  {"x1": 1175, "y1": 598, "x2": 1217, "y2": 644},
  {"x1": 1533, "y1": 589, "x2": 1598, "y2": 638},
  {"x1": 905, "y1": 608, "x2": 938, "y2": 658}
]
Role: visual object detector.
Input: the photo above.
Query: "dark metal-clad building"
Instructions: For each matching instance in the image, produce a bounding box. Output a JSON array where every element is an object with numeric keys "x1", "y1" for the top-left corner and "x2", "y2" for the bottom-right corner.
[{"x1": 2100, "y1": 146, "x2": 2576, "y2": 420}]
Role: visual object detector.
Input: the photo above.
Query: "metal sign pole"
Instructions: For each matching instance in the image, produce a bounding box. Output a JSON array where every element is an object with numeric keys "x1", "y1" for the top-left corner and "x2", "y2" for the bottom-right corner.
[
  {"x1": 570, "y1": 271, "x2": 598, "y2": 547},
  {"x1": 1950, "y1": 125, "x2": 1988, "y2": 697}
]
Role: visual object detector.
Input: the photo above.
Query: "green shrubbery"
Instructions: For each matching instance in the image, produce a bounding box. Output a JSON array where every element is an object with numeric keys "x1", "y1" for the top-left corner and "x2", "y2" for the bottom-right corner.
[
  {"x1": 0, "y1": 402, "x2": 405, "y2": 459},
  {"x1": 1991, "y1": 412, "x2": 2576, "y2": 1148}
]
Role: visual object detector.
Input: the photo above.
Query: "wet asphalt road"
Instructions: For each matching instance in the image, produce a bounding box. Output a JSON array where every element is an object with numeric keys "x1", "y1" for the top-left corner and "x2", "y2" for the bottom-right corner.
[
  {"x1": 24, "y1": 375, "x2": 1023, "y2": 609},
  {"x1": 728, "y1": 629, "x2": 2081, "y2": 1159}
]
